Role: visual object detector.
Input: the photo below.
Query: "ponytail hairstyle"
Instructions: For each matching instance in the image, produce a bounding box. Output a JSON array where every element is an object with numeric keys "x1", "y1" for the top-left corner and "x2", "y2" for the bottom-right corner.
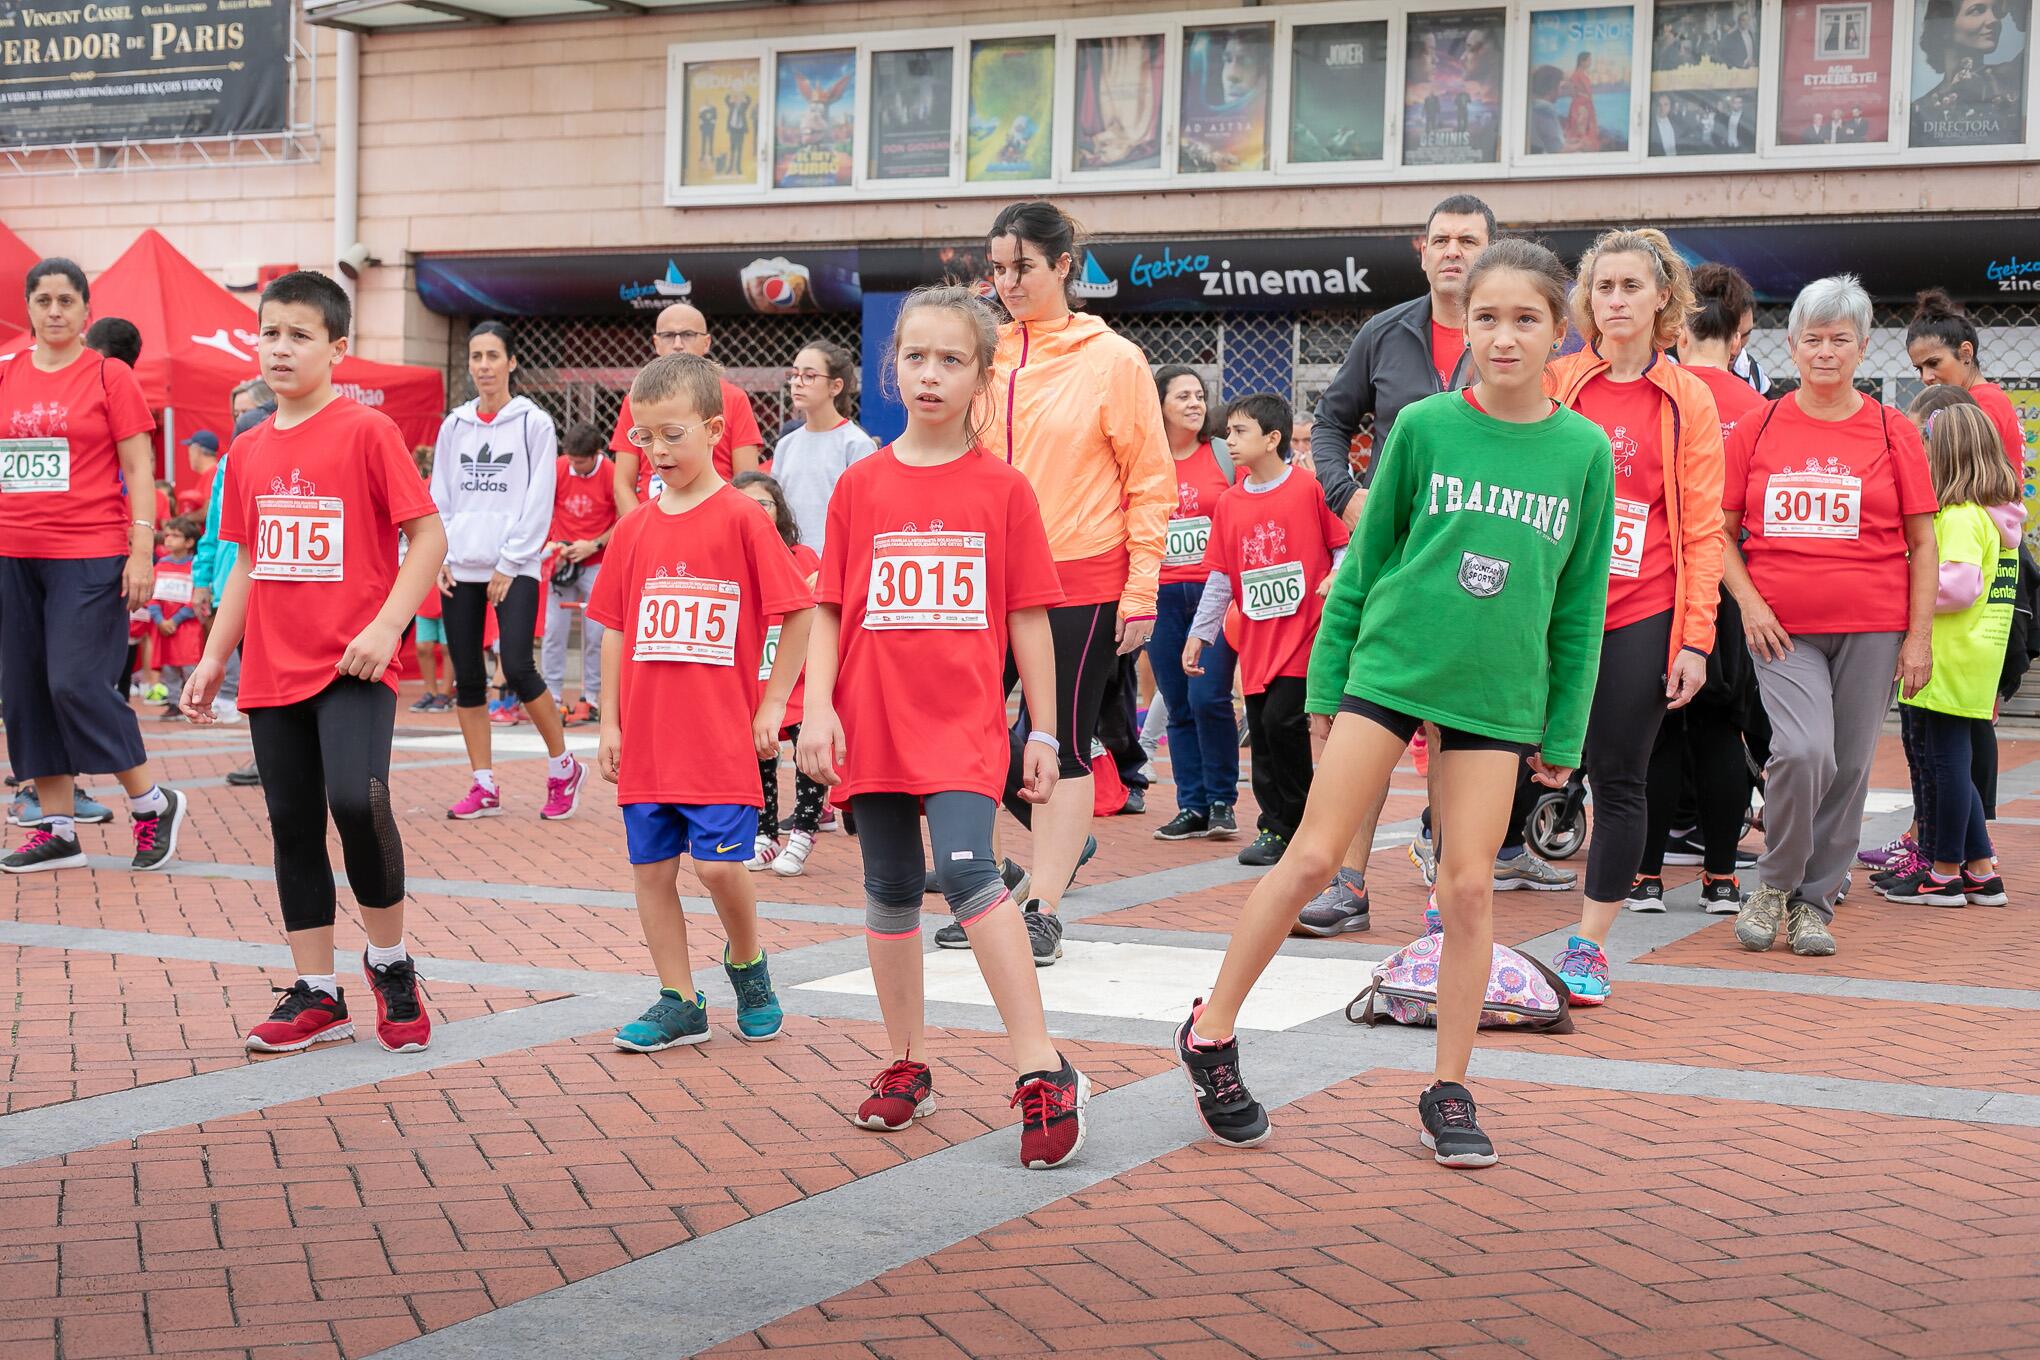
[
  {"x1": 732, "y1": 470, "x2": 800, "y2": 548},
  {"x1": 1462, "y1": 237, "x2": 1573, "y2": 342},
  {"x1": 797, "y1": 339, "x2": 859, "y2": 418},
  {"x1": 1923, "y1": 402, "x2": 2020, "y2": 509},
  {"x1": 468, "y1": 320, "x2": 520, "y2": 391},
  {"x1": 1906, "y1": 288, "x2": 1983, "y2": 371},
  {"x1": 1689, "y1": 263, "x2": 1756, "y2": 344},
  {"x1": 988, "y1": 200, "x2": 1084, "y2": 308},
  {"x1": 1571, "y1": 226, "x2": 1695, "y2": 352},
  {"x1": 885, "y1": 284, "x2": 1002, "y2": 449}
]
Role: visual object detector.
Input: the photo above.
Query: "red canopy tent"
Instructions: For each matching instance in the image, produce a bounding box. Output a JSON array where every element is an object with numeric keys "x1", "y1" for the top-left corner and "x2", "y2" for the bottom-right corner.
[
  {"x1": 166, "y1": 342, "x2": 446, "y2": 460},
  {"x1": 0, "y1": 219, "x2": 38, "y2": 346}
]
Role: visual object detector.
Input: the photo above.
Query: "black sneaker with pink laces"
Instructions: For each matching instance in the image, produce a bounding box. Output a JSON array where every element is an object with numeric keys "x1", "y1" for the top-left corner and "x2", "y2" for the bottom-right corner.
[
  {"x1": 130, "y1": 787, "x2": 187, "y2": 872},
  {"x1": 1419, "y1": 1081, "x2": 1498, "y2": 1168},
  {"x1": 1175, "y1": 1001, "x2": 1270, "y2": 1147}
]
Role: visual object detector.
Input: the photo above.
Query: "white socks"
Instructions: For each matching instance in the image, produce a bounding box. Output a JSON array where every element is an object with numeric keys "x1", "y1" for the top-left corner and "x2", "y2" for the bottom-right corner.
[
  {"x1": 365, "y1": 940, "x2": 410, "y2": 968},
  {"x1": 547, "y1": 752, "x2": 576, "y2": 779},
  {"x1": 300, "y1": 973, "x2": 338, "y2": 998},
  {"x1": 128, "y1": 785, "x2": 169, "y2": 817},
  {"x1": 44, "y1": 815, "x2": 77, "y2": 843},
  {"x1": 472, "y1": 768, "x2": 497, "y2": 792}
]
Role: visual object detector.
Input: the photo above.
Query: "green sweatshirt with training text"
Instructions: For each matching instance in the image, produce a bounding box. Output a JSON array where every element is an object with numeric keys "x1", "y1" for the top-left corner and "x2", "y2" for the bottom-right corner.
[{"x1": 1306, "y1": 391, "x2": 1615, "y2": 767}]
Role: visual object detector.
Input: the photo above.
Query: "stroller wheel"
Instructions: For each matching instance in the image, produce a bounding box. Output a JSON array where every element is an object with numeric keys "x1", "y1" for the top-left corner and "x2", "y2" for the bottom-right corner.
[{"x1": 1527, "y1": 790, "x2": 1586, "y2": 861}]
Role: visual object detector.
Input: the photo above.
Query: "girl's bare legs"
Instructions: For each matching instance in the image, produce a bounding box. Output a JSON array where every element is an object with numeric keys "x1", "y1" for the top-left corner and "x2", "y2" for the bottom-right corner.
[
  {"x1": 1426, "y1": 747, "x2": 1522, "y2": 1083},
  {"x1": 866, "y1": 933, "x2": 925, "y2": 1061},
  {"x1": 962, "y1": 896, "x2": 1060, "y2": 1073},
  {"x1": 1197, "y1": 713, "x2": 1408, "y2": 1039}
]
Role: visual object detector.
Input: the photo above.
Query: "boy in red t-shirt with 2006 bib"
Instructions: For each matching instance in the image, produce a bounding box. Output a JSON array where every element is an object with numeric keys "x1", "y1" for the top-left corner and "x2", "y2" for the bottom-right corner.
[{"x1": 587, "y1": 355, "x2": 814, "y2": 1053}]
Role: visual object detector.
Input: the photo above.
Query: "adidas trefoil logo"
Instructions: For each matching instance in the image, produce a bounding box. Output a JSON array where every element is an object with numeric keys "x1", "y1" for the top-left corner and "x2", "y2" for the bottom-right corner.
[{"x1": 459, "y1": 442, "x2": 515, "y2": 493}]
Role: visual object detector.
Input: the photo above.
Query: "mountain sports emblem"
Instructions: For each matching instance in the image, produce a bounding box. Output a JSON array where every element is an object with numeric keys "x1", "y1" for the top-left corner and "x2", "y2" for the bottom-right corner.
[
  {"x1": 459, "y1": 442, "x2": 514, "y2": 493},
  {"x1": 1458, "y1": 551, "x2": 1510, "y2": 598}
]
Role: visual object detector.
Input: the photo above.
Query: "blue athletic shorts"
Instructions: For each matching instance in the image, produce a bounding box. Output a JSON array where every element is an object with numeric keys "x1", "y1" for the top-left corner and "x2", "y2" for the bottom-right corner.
[
  {"x1": 414, "y1": 615, "x2": 446, "y2": 645},
  {"x1": 622, "y1": 802, "x2": 759, "y2": 864}
]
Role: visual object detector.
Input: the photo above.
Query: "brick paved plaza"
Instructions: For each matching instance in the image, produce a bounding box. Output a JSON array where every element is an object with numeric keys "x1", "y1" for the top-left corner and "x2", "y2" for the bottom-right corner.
[{"x1": 3, "y1": 698, "x2": 2038, "y2": 1360}]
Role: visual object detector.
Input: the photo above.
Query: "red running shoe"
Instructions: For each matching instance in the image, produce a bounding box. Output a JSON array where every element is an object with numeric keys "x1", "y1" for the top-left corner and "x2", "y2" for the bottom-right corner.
[
  {"x1": 854, "y1": 1058, "x2": 934, "y2": 1130},
  {"x1": 245, "y1": 982, "x2": 353, "y2": 1052},
  {"x1": 362, "y1": 953, "x2": 432, "y2": 1053},
  {"x1": 1012, "y1": 1057, "x2": 1090, "y2": 1169}
]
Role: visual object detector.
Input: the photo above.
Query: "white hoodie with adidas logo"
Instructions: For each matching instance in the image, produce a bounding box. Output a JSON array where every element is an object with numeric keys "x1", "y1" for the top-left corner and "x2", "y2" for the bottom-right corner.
[{"x1": 430, "y1": 394, "x2": 559, "y2": 583}]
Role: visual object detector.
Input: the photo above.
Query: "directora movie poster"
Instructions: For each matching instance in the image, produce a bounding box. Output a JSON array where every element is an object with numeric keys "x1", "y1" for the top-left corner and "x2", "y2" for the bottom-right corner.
[
  {"x1": 1178, "y1": 23, "x2": 1274, "y2": 173},
  {"x1": 869, "y1": 48, "x2": 954, "y2": 181},
  {"x1": 966, "y1": 36, "x2": 1054, "y2": 182},
  {"x1": 1288, "y1": 21, "x2": 1388, "y2": 163},
  {"x1": 682, "y1": 59, "x2": 760, "y2": 187},
  {"x1": 1909, "y1": 0, "x2": 2029, "y2": 147},
  {"x1": 773, "y1": 48, "x2": 855, "y2": 188},
  {"x1": 1525, "y1": 7, "x2": 1634, "y2": 154},
  {"x1": 1403, "y1": 10, "x2": 1505, "y2": 165},
  {"x1": 1778, "y1": 0, "x2": 1893, "y2": 146}
]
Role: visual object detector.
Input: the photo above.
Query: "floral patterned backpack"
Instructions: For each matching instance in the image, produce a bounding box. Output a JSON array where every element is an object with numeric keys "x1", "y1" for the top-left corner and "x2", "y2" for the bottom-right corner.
[{"x1": 1346, "y1": 921, "x2": 1575, "y2": 1033}]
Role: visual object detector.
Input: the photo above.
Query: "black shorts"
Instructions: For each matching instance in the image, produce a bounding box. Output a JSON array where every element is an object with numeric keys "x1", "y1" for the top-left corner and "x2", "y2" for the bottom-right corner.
[{"x1": 1338, "y1": 695, "x2": 1530, "y2": 757}]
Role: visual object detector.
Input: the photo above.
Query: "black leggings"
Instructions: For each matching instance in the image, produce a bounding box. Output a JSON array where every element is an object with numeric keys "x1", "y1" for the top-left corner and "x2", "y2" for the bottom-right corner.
[
  {"x1": 1638, "y1": 703, "x2": 1754, "y2": 878},
  {"x1": 855, "y1": 791, "x2": 1006, "y2": 934},
  {"x1": 247, "y1": 677, "x2": 404, "y2": 933},
  {"x1": 1582, "y1": 610, "x2": 1673, "y2": 902},
  {"x1": 1001, "y1": 601, "x2": 1117, "y2": 826},
  {"x1": 444, "y1": 576, "x2": 547, "y2": 709},
  {"x1": 760, "y1": 723, "x2": 828, "y2": 838}
]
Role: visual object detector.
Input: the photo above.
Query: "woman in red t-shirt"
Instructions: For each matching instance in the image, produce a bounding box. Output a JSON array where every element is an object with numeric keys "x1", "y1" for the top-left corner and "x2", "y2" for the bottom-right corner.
[
  {"x1": 1723, "y1": 275, "x2": 1939, "y2": 959},
  {"x1": 1906, "y1": 288, "x2": 2030, "y2": 475},
  {"x1": 797, "y1": 286, "x2": 1089, "y2": 1170},
  {"x1": 0, "y1": 257, "x2": 189, "y2": 875},
  {"x1": 1542, "y1": 228, "x2": 1725, "y2": 1006}
]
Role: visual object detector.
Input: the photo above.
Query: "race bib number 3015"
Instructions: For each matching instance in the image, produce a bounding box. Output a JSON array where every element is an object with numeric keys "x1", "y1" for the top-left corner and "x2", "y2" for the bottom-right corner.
[
  {"x1": 636, "y1": 577, "x2": 741, "y2": 665},
  {"x1": 1764, "y1": 472, "x2": 1862, "y2": 540},
  {"x1": 0, "y1": 438, "x2": 69, "y2": 494},
  {"x1": 865, "y1": 530, "x2": 988, "y2": 630},
  {"x1": 251, "y1": 496, "x2": 345, "y2": 581},
  {"x1": 1240, "y1": 561, "x2": 1307, "y2": 621}
]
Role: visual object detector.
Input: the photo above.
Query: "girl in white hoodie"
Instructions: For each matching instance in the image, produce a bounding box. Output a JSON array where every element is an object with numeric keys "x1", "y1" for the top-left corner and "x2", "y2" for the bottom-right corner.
[{"x1": 430, "y1": 322, "x2": 586, "y2": 821}]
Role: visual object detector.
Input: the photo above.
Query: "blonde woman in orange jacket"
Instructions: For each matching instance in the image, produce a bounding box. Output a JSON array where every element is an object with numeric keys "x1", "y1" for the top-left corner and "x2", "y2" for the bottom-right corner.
[
  {"x1": 931, "y1": 201, "x2": 1173, "y2": 966},
  {"x1": 1543, "y1": 227, "x2": 1726, "y2": 1006}
]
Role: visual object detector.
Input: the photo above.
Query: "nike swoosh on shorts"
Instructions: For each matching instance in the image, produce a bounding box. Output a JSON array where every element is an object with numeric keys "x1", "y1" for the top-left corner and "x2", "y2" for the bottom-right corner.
[{"x1": 715, "y1": 841, "x2": 742, "y2": 854}]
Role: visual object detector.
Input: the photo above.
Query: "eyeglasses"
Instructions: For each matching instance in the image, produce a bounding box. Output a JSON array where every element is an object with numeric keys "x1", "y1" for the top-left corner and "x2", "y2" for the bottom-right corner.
[
  {"x1": 786, "y1": 368, "x2": 828, "y2": 385},
  {"x1": 624, "y1": 424, "x2": 704, "y2": 448},
  {"x1": 655, "y1": 329, "x2": 708, "y2": 345}
]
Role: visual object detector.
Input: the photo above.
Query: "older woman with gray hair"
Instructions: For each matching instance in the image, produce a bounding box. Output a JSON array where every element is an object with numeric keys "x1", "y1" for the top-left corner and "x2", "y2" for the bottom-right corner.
[{"x1": 1718, "y1": 274, "x2": 1938, "y2": 957}]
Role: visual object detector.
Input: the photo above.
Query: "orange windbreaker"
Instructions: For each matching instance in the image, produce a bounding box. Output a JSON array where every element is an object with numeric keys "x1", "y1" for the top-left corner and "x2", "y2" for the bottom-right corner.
[
  {"x1": 1546, "y1": 349, "x2": 1726, "y2": 667},
  {"x1": 986, "y1": 314, "x2": 1174, "y2": 619}
]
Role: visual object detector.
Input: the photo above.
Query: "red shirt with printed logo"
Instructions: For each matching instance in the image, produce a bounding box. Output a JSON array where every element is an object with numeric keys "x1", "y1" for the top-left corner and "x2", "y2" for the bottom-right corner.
[
  {"x1": 1161, "y1": 442, "x2": 1237, "y2": 586},
  {"x1": 1971, "y1": 382, "x2": 2028, "y2": 473},
  {"x1": 1575, "y1": 373, "x2": 1675, "y2": 631},
  {"x1": 816, "y1": 447, "x2": 1064, "y2": 802},
  {"x1": 1685, "y1": 363, "x2": 1767, "y2": 446},
  {"x1": 608, "y1": 381, "x2": 765, "y2": 492},
  {"x1": 550, "y1": 455, "x2": 620, "y2": 564},
  {"x1": 220, "y1": 399, "x2": 440, "y2": 707},
  {"x1": 0, "y1": 350, "x2": 155, "y2": 559},
  {"x1": 1199, "y1": 467, "x2": 1349, "y2": 694},
  {"x1": 586, "y1": 485, "x2": 812, "y2": 806},
  {"x1": 1724, "y1": 393, "x2": 1938, "y2": 635}
]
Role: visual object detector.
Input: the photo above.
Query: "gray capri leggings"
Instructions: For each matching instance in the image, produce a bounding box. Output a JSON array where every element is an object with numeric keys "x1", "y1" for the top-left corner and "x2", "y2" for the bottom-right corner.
[{"x1": 854, "y1": 791, "x2": 1009, "y2": 937}]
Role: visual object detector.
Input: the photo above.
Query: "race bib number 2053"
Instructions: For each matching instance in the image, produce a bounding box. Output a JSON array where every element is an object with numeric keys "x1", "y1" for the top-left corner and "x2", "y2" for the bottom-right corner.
[{"x1": 0, "y1": 438, "x2": 69, "y2": 494}]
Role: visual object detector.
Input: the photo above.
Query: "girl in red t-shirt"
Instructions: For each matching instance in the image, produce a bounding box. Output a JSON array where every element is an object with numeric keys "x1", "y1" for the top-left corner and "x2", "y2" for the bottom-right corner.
[
  {"x1": 148, "y1": 516, "x2": 206, "y2": 715},
  {"x1": 1906, "y1": 289, "x2": 2030, "y2": 475},
  {"x1": 797, "y1": 286, "x2": 1090, "y2": 1171},
  {"x1": 732, "y1": 471, "x2": 828, "y2": 877}
]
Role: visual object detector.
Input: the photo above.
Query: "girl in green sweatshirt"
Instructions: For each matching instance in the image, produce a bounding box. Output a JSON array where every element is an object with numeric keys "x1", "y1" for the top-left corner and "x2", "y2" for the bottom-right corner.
[{"x1": 1175, "y1": 239, "x2": 1614, "y2": 1170}]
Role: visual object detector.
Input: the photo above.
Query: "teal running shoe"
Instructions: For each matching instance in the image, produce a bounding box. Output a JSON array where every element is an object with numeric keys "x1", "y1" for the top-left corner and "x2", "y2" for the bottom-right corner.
[
  {"x1": 1551, "y1": 936, "x2": 1611, "y2": 1007},
  {"x1": 723, "y1": 949, "x2": 784, "y2": 1042},
  {"x1": 613, "y1": 988, "x2": 710, "y2": 1052}
]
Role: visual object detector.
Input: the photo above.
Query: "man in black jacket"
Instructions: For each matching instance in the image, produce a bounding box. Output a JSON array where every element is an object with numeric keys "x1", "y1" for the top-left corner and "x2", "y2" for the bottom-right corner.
[{"x1": 1293, "y1": 193, "x2": 1576, "y2": 938}]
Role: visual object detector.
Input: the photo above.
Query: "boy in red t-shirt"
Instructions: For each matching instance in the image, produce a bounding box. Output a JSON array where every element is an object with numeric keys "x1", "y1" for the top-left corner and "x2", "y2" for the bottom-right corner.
[
  {"x1": 543, "y1": 422, "x2": 621, "y2": 723},
  {"x1": 149, "y1": 515, "x2": 206, "y2": 717},
  {"x1": 587, "y1": 354, "x2": 813, "y2": 1052},
  {"x1": 1184, "y1": 394, "x2": 1349, "y2": 867},
  {"x1": 182, "y1": 271, "x2": 447, "y2": 1057}
]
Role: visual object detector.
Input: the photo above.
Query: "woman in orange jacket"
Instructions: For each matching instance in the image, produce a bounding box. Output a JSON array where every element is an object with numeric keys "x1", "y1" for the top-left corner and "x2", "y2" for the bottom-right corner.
[
  {"x1": 1543, "y1": 227, "x2": 1726, "y2": 1006},
  {"x1": 934, "y1": 201, "x2": 1173, "y2": 966}
]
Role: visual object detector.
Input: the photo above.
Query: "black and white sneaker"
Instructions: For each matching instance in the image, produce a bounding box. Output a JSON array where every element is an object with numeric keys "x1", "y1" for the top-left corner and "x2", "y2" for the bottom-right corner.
[
  {"x1": 1701, "y1": 876, "x2": 1743, "y2": 914},
  {"x1": 1154, "y1": 809, "x2": 1208, "y2": 841},
  {"x1": 1206, "y1": 804, "x2": 1239, "y2": 840},
  {"x1": 130, "y1": 787, "x2": 187, "y2": 872},
  {"x1": 1623, "y1": 875, "x2": 1666, "y2": 913},
  {"x1": 1176, "y1": 1002, "x2": 1270, "y2": 1147},
  {"x1": 1963, "y1": 868, "x2": 2009, "y2": 907},
  {"x1": 1023, "y1": 899, "x2": 1064, "y2": 966},
  {"x1": 1665, "y1": 827, "x2": 1756, "y2": 867},
  {"x1": 1418, "y1": 1081, "x2": 1498, "y2": 1168},
  {"x1": 0, "y1": 827, "x2": 87, "y2": 874},
  {"x1": 1238, "y1": 831, "x2": 1286, "y2": 867}
]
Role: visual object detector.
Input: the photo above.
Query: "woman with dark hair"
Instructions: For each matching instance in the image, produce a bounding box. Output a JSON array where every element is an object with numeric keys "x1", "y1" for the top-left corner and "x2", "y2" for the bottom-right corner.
[
  {"x1": 431, "y1": 320, "x2": 584, "y2": 822},
  {"x1": 1145, "y1": 365, "x2": 1240, "y2": 843},
  {"x1": 930, "y1": 201, "x2": 1172, "y2": 965},
  {"x1": 1907, "y1": 288, "x2": 2028, "y2": 470},
  {"x1": 0, "y1": 257, "x2": 190, "y2": 874},
  {"x1": 772, "y1": 338, "x2": 873, "y2": 555},
  {"x1": 1912, "y1": 0, "x2": 2027, "y2": 143}
]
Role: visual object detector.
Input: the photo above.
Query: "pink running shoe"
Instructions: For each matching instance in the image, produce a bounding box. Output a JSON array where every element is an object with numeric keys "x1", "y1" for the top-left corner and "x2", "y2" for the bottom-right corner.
[
  {"x1": 539, "y1": 757, "x2": 586, "y2": 821},
  {"x1": 1858, "y1": 833, "x2": 1915, "y2": 870},
  {"x1": 447, "y1": 780, "x2": 501, "y2": 820}
]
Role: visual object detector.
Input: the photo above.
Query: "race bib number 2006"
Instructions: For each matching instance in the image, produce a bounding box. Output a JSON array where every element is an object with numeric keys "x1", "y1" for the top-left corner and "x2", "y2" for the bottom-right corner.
[
  {"x1": 636, "y1": 577, "x2": 740, "y2": 666},
  {"x1": 865, "y1": 530, "x2": 987, "y2": 630},
  {"x1": 0, "y1": 438, "x2": 69, "y2": 494},
  {"x1": 1240, "y1": 561, "x2": 1306, "y2": 621},
  {"x1": 251, "y1": 495, "x2": 345, "y2": 581}
]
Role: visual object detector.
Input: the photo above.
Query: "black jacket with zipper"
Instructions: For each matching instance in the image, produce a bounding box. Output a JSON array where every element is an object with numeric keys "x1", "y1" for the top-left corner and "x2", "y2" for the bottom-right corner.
[{"x1": 1309, "y1": 293, "x2": 1473, "y2": 516}]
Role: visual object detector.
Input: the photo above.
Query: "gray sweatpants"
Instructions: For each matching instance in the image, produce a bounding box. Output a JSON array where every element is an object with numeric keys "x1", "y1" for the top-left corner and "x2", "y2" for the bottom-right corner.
[
  {"x1": 1751, "y1": 631, "x2": 1901, "y2": 920},
  {"x1": 540, "y1": 563, "x2": 603, "y2": 704}
]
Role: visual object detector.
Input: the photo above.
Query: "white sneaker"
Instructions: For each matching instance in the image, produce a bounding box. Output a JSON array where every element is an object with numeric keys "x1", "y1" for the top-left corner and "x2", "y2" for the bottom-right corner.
[
  {"x1": 211, "y1": 698, "x2": 242, "y2": 726},
  {"x1": 771, "y1": 829, "x2": 815, "y2": 876},
  {"x1": 744, "y1": 836, "x2": 779, "y2": 871}
]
